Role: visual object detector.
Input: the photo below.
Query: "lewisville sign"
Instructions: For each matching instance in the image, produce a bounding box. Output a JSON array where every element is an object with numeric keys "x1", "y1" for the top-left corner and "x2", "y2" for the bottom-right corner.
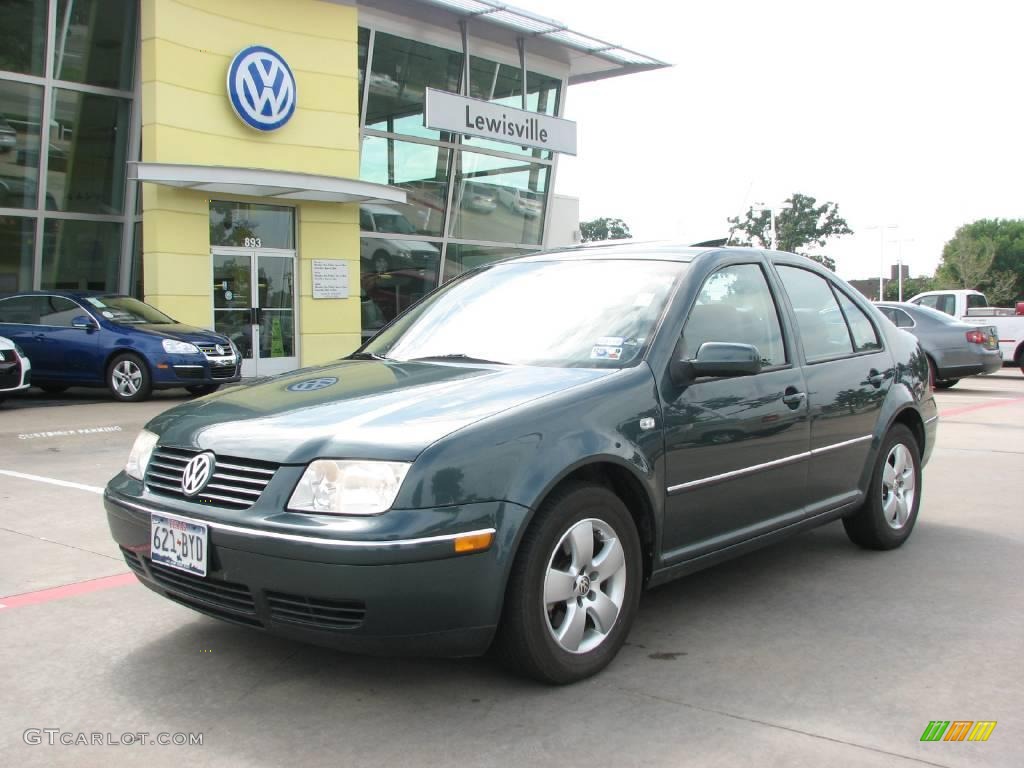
[{"x1": 424, "y1": 88, "x2": 577, "y2": 156}]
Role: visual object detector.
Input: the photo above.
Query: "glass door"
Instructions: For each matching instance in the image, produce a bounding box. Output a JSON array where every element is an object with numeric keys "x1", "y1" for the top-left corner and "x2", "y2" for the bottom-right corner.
[{"x1": 212, "y1": 248, "x2": 297, "y2": 377}]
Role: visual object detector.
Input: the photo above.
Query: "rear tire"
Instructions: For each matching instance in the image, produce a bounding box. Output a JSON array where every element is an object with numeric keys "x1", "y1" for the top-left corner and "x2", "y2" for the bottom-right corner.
[
  {"x1": 186, "y1": 384, "x2": 220, "y2": 396},
  {"x1": 843, "y1": 424, "x2": 922, "y2": 550},
  {"x1": 494, "y1": 482, "x2": 642, "y2": 684},
  {"x1": 934, "y1": 379, "x2": 959, "y2": 389},
  {"x1": 107, "y1": 353, "x2": 152, "y2": 402}
]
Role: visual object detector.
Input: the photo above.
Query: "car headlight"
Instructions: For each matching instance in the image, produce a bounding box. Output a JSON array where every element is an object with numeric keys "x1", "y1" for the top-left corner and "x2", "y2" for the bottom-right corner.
[
  {"x1": 162, "y1": 339, "x2": 200, "y2": 355},
  {"x1": 125, "y1": 429, "x2": 159, "y2": 481},
  {"x1": 288, "y1": 460, "x2": 410, "y2": 515}
]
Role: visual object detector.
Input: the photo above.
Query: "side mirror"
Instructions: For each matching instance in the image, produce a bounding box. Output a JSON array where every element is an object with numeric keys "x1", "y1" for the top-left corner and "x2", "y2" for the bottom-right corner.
[
  {"x1": 671, "y1": 342, "x2": 762, "y2": 385},
  {"x1": 71, "y1": 315, "x2": 97, "y2": 331}
]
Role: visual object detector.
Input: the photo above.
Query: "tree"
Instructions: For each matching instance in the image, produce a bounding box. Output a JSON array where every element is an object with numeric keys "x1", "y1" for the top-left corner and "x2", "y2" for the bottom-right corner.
[
  {"x1": 580, "y1": 217, "x2": 631, "y2": 242},
  {"x1": 727, "y1": 192, "x2": 852, "y2": 271},
  {"x1": 937, "y1": 219, "x2": 1024, "y2": 304},
  {"x1": 882, "y1": 276, "x2": 935, "y2": 302}
]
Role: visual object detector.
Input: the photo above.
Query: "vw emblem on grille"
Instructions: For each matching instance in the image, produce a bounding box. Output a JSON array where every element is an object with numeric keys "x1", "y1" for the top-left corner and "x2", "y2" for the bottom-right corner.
[
  {"x1": 181, "y1": 453, "x2": 216, "y2": 497},
  {"x1": 227, "y1": 45, "x2": 296, "y2": 132},
  {"x1": 287, "y1": 377, "x2": 338, "y2": 392},
  {"x1": 215, "y1": 344, "x2": 225, "y2": 356}
]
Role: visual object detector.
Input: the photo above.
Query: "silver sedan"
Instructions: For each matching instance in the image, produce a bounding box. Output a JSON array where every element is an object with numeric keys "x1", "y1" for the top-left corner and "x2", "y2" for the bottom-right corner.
[{"x1": 877, "y1": 302, "x2": 1002, "y2": 389}]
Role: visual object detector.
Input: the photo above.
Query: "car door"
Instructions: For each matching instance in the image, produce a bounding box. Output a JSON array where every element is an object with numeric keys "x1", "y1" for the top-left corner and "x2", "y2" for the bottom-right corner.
[
  {"x1": 32, "y1": 296, "x2": 102, "y2": 383},
  {"x1": 0, "y1": 295, "x2": 47, "y2": 373},
  {"x1": 660, "y1": 262, "x2": 811, "y2": 560},
  {"x1": 774, "y1": 264, "x2": 892, "y2": 509}
]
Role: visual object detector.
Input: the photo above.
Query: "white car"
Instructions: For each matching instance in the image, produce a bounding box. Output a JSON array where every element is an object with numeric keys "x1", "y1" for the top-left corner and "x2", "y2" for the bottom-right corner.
[{"x1": 0, "y1": 336, "x2": 31, "y2": 405}]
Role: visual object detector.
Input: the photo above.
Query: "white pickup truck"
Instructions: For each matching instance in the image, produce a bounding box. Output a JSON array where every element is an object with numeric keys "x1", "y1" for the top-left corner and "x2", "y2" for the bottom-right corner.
[{"x1": 908, "y1": 289, "x2": 1024, "y2": 371}]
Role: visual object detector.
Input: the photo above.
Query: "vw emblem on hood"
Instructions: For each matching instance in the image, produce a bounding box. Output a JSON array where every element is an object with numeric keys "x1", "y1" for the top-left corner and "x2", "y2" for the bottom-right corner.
[
  {"x1": 181, "y1": 452, "x2": 215, "y2": 497},
  {"x1": 227, "y1": 45, "x2": 296, "y2": 131},
  {"x1": 287, "y1": 377, "x2": 338, "y2": 393}
]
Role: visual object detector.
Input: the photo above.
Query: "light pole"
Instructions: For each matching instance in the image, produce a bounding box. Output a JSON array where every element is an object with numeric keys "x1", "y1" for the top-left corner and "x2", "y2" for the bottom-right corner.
[
  {"x1": 752, "y1": 202, "x2": 793, "y2": 250},
  {"x1": 865, "y1": 224, "x2": 898, "y2": 299}
]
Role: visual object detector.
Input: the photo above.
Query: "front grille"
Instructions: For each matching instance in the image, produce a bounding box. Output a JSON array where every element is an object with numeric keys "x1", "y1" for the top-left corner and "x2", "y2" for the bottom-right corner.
[
  {"x1": 210, "y1": 363, "x2": 239, "y2": 380},
  {"x1": 146, "y1": 557, "x2": 257, "y2": 616},
  {"x1": 172, "y1": 366, "x2": 203, "y2": 380},
  {"x1": 266, "y1": 591, "x2": 366, "y2": 630},
  {"x1": 196, "y1": 343, "x2": 239, "y2": 379},
  {"x1": 145, "y1": 446, "x2": 277, "y2": 509},
  {"x1": 120, "y1": 547, "x2": 146, "y2": 576}
]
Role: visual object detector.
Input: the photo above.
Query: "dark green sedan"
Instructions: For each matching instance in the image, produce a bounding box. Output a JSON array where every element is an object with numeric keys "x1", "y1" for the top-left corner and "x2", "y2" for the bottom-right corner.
[{"x1": 105, "y1": 243, "x2": 937, "y2": 684}]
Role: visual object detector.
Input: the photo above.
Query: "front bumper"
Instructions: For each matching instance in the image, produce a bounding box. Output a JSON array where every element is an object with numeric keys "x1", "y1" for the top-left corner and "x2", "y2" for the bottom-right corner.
[
  {"x1": 152, "y1": 354, "x2": 242, "y2": 388},
  {"x1": 104, "y1": 486, "x2": 529, "y2": 656}
]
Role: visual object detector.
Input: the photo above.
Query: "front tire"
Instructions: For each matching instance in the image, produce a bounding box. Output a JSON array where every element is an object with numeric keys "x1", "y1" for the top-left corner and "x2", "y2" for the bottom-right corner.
[
  {"x1": 494, "y1": 482, "x2": 642, "y2": 684},
  {"x1": 934, "y1": 378, "x2": 959, "y2": 389},
  {"x1": 843, "y1": 424, "x2": 922, "y2": 550},
  {"x1": 107, "y1": 353, "x2": 152, "y2": 402}
]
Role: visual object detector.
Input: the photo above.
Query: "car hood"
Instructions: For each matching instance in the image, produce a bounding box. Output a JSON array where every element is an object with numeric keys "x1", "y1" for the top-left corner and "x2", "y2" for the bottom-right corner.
[
  {"x1": 126, "y1": 323, "x2": 230, "y2": 345},
  {"x1": 146, "y1": 359, "x2": 614, "y2": 463}
]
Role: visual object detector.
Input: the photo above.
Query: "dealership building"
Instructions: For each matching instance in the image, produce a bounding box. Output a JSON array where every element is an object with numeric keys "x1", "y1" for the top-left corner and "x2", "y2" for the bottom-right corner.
[{"x1": 0, "y1": 0, "x2": 665, "y2": 375}]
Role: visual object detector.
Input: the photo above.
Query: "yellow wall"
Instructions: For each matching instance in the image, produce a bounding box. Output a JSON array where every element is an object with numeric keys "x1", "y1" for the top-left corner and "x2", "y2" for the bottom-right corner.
[{"x1": 141, "y1": 0, "x2": 362, "y2": 366}]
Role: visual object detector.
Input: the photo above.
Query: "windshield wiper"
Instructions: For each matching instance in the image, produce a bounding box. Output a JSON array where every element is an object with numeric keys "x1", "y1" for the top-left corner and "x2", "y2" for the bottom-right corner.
[
  {"x1": 349, "y1": 351, "x2": 389, "y2": 361},
  {"x1": 408, "y1": 353, "x2": 508, "y2": 365}
]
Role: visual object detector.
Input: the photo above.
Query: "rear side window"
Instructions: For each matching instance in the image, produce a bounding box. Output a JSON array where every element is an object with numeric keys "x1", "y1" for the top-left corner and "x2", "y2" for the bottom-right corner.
[
  {"x1": 918, "y1": 294, "x2": 956, "y2": 316},
  {"x1": 833, "y1": 290, "x2": 881, "y2": 352},
  {"x1": 682, "y1": 264, "x2": 787, "y2": 367},
  {"x1": 776, "y1": 266, "x2": 853, "y2": 361},
  {"x1": 882, "y1": 307, "x2": 915, "y2": 328},
  {"x1": 0, "y1": 296, "x2": 41, "y2": 324},
  {"x1": 967, "y1": 294, "x2": 988, "y2": 310}
]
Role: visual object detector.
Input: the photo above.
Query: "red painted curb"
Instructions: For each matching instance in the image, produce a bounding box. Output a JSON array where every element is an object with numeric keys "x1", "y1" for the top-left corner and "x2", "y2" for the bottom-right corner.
[{"x1": 0, "y1": 572, "x2": 138, "y2": 610}]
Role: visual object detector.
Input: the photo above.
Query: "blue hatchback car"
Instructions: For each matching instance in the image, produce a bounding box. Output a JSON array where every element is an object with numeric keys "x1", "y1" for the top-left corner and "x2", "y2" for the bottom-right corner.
[{"x1": 0, "y1": 292, "x2": 241, "y2": 401}]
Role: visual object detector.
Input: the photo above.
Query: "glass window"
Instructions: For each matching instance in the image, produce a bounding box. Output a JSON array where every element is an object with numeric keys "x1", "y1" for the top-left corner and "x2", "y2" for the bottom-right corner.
[
  {"x1": 683, "y1": 264, "x2": 787, "y2": 366},
  {"x1": 0, "y1": 80, "x2": 45, "y2": 209},
  {"x1": 879, "y1": 307, "x2": 913, "y2": 328},
  {"x1": 209, "y1": 201, "x2": 295, "y2": 249},
  {"x1": 357, "y1": 27, "x2": 370, "y2": 119},
  {"x1": 130, "y1": 221, "x2": 142, "y2": 298},
  {"x1": 47, "y1": 89, "x2": 131, "y2": 214},
  {"x1": 364, "y1": 32, "x2": 463, "y2": 140},
  {"x1": 359, "y1": 136, "x2": 450, "y2": 236},
  {"x1": 360, "y1": 236, "x2": 441, "y2": 332},
  {"x1": 365, "y1": 258, "x2": 684, "y2": 368},
  {"x1": 0, "y1": 0, "x2": 47, "y2": 76},
  {"x1": 38, "y1": 295, "x2": 83, "y2": 326},
  {"x1": 966, "y1": 293, "x2": 988, "y2": 310},
  {"x1": 87, "y1": 295, "x2": 173, "y2": 324},
  {"x1": 449, "y1": 150, "x2": 548, "y2": 245},
  {"x1": 0, "y1": 295, "x2": 42, "y2": 323},
  {"x1": 777, "y1": 265, "x2": 854, "y2": 361},
  {"x1": 834, "y1": 290, "x2": 881, "y2": 352},
  {"x1": 40, "y1": 218, "x2": 122, "y2": 291},
  {"x1": 443, "y1": 243, "x2": 531, "y2": 282},
  {"x1": 0, "y1": 215, "x2": 35, "y2": 293},
  {"x1": 54, "y1": 0, "x2": 137, "y2": 90}
]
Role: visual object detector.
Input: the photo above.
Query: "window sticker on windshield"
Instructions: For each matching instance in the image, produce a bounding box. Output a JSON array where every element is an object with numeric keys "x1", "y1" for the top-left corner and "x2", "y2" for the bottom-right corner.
[
  {"x1": 596, "y1": 336, "x2": 624, "y2": 347},
  {"x1": 86, "y1": 298, "x2": 107, "y2": 308},
  {"x1": 634, "y1": 292, "x2": 655, "y2": 307},
  {"x1": 590, "y1": 345, "x2": 622, "y2": 361}
]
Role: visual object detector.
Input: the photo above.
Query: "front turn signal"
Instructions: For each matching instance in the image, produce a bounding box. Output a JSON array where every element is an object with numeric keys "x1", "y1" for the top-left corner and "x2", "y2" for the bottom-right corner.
[{"x1": 453, "y1": 531, "x2": 494, "y2": 554}]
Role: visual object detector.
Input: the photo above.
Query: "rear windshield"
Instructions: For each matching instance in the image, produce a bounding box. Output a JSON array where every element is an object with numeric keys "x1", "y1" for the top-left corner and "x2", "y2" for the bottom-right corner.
[
  {"x1": 912, "y1": 304, "x2": 963, "y2": 325},
  {"x1": 967, "y1": 294, "x2": 988, "y2": 309}
]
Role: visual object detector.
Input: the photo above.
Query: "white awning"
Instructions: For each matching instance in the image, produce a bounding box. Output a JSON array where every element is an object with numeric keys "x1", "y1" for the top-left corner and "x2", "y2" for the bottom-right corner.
[{"x1": 128, "y1": 162, "x2": 407, "y2": 205}]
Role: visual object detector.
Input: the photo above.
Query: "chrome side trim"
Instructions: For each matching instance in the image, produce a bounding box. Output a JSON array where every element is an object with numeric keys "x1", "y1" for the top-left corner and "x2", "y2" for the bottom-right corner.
[
  {"x1": 925, "y1": 415, "x2": 938, "y2": 425},
  {"x1": 667, "y1": 452, "x2": 811, "y2": 494},
  {"x1": 107, "y1": 494, "x2": 495, "y2": 549},
  {"x1": 666, "y1": 434, "x2": 874, "y2": 494},
  {"x1": 809, "y1": 434, "x2": 873, "y2": 456}
]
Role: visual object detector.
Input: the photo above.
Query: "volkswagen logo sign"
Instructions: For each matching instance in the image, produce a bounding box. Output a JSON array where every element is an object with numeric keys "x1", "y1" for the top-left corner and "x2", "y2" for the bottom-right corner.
[
  {"x1": 227, "y1": 45, "x2": 297, "y2": 132},
  {"x1": 287, "y1": 377, "x2": 338, "y2": 393},
  {"x1": 181, "y1": 452, "x2": 216, "y2": 497}
]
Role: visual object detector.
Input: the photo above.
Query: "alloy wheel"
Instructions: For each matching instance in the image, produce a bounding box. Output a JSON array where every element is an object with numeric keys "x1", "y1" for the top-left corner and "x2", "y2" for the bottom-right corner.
[
  {"x1": 881, "y1": 443, "x2": 916, "y2": 529},
  {"x1": 112, "y1": 360, "x2": 143, "y2": 397}
]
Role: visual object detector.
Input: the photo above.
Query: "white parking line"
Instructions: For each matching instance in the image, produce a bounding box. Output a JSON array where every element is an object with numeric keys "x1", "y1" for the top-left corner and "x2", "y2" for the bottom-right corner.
[{"x1": 0, "y1": 469, "x2": 104, "y2": 495}]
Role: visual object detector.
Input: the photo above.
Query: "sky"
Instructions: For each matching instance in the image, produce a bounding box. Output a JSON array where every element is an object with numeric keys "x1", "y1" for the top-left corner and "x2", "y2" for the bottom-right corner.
[{"x1": 510, "y1": 0, "x2": 1024, "y2": 280}]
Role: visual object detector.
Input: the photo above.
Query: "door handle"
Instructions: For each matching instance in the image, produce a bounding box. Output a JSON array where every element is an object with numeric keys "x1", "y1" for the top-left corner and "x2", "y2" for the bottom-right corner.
[
  {"x1": 33, "y1": 333, "x2": 45, "y2": 342},
  {"x1": 249, "y1": 307, "x2": 261, "y2": 326},
  {"x1": 867, "y1": 369, "x2": 885, "y2": 388},
  {"x1": 782, "y1": 388, "x2": 806, "y2": 408}
]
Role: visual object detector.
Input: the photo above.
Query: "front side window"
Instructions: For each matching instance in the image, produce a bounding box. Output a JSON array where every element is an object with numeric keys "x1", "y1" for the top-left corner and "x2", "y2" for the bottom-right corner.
[
  {"x1": 365, "y1": 259, "x2": 684, "y2": 368},
  {"x1": 38, "y1": 296, "x2": 82, "y2": 327},
  {"x1": 776, "y1": 265, "x2": 854, "y2": 361},
  {"x1": 682, "y1": 264, "x2": 787, "y2": 367}
]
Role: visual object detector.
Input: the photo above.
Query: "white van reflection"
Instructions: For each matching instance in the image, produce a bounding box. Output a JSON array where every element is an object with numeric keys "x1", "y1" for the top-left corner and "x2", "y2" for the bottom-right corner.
[
  {"x1": 497, "y1": 187, "x2": 543, "y2": 218},
  {"x1": 359, "y1": 204, "x2": 440, "y2": 274}
]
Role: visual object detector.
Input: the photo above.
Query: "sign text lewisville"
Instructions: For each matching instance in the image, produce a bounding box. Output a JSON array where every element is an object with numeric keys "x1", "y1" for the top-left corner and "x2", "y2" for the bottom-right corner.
[{"x1": 424, "y1": 88, "x2": 577, "y2": 156}]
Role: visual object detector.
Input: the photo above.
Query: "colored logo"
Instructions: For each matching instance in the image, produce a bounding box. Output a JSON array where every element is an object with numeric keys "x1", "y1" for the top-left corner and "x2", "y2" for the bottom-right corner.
[
  {"x1": 227, "y1": 45, "x2": 296, "y2": 131},
  {"x1": 920, "y1": 721, "x2": 997, "y2": 742},
  {"x1": 181, "y1": 453, "x2": 215, "y2": 497},
  {"x1": 287, "y1": 377, "x2": 338, "y2": 392}
]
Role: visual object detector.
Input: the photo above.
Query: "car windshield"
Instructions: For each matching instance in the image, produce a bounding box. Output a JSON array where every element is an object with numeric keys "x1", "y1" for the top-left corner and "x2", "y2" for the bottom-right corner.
[
  {"x1": 364, "y1": 258, "x2": 685, "y2": 367},
  {"x1": 87, "y1": 296, "x2": 175, "y2": 325}
]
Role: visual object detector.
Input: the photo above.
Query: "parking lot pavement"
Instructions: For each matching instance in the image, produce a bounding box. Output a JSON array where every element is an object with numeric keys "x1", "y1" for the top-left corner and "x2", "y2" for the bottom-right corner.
[{"x1": 1, "y1": 371, "x2": 1021, "y2": 767}]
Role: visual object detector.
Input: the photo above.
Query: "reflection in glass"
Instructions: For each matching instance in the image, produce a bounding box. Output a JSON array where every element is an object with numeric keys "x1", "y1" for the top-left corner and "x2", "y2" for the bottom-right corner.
[
  {"x1": 443, "y1": 243, "x2": 530, "y2": 282},
  {"x1": 364, "y1": 32, "x2": 462, "y2": 140},
  {"x1": 54, "y1": 0, "x2": 137, "y2": 90},
  {"x1": 47, "y1": 89, "x2": 130, "y2": 213},
  {"x1": 130, "y1": 221, "x2": 142, "y2": 298},
  {"x1": 213, "y1": 253, "x2": 252, "y2": 310},
  {"x1": 209, "y1": 200, "x2": 295, "y2": 249},
  {"x1": 449, "y1": 151, "x2": 548, "y2": 245},
  {"x1": 360, "y1": 236, "x2": 440, "y2": 331},
  {"x1": 359, "y1": 136, "x2": 450, "y2": 236},
  {"x1": 40, "y1": 218, "x2": 122, "y2": 291},
  {"x1": 0, "y1": 0, "x2": 47, "y2": 76},
  {"x1": 0, "y1": 79, "x2": 44, "y2": 209},
  {"x1": 0, "y1": 216, "x2": 35, "y2": 293},
  {"x1": 357, "y1": 27, "x2": 370, "y2": 118},
  {"x1": 214, "y1": 309, "x2": 253, "y2": 360},
  {"x1": 259, "y1": 309, "x2": 294, "y2": 359}
]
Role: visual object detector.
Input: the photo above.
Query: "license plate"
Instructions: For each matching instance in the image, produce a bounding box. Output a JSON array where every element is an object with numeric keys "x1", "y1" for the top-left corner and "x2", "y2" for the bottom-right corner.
[{"x1": 151, "y1": 512, "x2": 208, "y2": 577}]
